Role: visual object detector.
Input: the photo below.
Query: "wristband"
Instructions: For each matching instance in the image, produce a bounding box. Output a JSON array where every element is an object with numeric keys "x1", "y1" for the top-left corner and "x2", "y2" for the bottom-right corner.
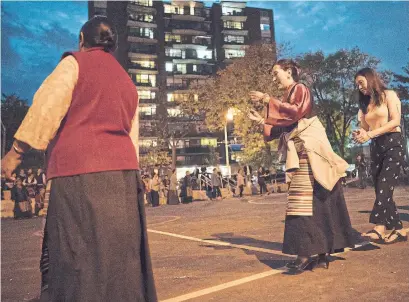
[{"x1": 12, "y1": 142, "x2": 25, "y2": 155}]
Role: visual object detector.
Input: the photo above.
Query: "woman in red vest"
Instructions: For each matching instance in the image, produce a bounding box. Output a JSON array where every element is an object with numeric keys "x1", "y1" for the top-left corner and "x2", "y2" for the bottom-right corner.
[{"x1": 1, "y1": 16, "x2": 157, "y2": 301}]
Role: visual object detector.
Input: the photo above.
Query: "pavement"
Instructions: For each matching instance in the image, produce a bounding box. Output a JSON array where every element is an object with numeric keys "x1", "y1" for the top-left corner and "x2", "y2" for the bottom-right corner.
[{"x1": 1, "y1": 186, "x2": 409, "y2": 302}]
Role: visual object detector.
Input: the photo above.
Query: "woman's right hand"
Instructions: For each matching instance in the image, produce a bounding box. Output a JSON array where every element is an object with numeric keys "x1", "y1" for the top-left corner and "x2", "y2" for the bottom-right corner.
[{"x1": 249, "y1": 91, "x2": 265, "y2": 102}]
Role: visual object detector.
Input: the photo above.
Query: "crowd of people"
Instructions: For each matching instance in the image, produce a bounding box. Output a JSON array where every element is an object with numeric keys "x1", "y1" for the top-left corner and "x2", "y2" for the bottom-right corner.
[
  {"x1": 1, "y1": 168, "x2": 46, "y2": 218},
  {"x1": 0, "y1": 16, "x2": 407, "y2": 301}
]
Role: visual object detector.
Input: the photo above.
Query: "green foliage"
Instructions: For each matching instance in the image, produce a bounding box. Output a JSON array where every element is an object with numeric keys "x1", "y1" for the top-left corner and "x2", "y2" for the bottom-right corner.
[{"x1": 297, "y1": 47, "x2": 384, "y2": 157}]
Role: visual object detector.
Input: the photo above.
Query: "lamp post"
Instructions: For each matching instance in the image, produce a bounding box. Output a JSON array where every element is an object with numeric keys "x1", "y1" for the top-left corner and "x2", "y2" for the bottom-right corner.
[{"x1": 225, "y1": 109, "x2": 234, "y2": 179}]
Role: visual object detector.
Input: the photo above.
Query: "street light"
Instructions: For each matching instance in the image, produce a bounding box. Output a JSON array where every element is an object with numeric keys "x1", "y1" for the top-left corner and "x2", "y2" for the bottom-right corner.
[{"x1": 224, "y1": 108, "x2": 234, "y2": 179}]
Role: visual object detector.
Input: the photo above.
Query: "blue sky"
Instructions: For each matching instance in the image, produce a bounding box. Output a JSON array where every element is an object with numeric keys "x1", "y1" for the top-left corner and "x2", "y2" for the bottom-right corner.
[{"x1": 2, "y1": 1, "x2": 409, "y2": 103}]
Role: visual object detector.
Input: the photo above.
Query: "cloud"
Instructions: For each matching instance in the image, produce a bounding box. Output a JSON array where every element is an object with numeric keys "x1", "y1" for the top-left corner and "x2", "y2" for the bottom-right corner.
[
  {"x1": 1, "y1": 4, "x2": 81, "y2": 101},
  {"x1": 323, "y1": 16, "x2": 348, "y2": 31}
]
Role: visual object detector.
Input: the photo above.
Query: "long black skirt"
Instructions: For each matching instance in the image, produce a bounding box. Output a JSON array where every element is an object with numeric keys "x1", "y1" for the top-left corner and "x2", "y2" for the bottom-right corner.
[
  {"x1": 282, "y1": 180, "x2": 356, "y2": 256},
  {"x1": 167, "y1": 190, "x2": 180, "y2": 205},
  {"x1": 41, "y1": 170, "x2": 157, "y2": 302}
]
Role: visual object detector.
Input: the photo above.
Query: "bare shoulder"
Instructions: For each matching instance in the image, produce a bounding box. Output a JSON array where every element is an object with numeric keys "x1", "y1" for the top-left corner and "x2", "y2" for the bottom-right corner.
[{"x1": 384, "y1": 90, "x2": 400, "y2": 102}]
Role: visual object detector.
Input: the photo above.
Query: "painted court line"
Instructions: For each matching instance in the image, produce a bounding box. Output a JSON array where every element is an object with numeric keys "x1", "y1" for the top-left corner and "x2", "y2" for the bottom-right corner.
[
  {"x1": 160, "y1": 269, "x2": 285, "y2": 302},
  {"x1": 159, "y1": 240, "x2": 373, "y2": 302},
  {"x1": 147, "y1": 229, "x2": 289, "y2": 257}
]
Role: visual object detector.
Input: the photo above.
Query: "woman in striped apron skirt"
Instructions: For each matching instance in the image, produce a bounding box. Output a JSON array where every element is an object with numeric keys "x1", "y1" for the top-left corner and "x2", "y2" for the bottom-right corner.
[{"x1": 249, "y1": 59, "x2": 356, "y2": 274}]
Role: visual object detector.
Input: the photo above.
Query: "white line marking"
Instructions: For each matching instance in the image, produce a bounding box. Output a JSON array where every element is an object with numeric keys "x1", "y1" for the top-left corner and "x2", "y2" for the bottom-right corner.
[
  {"x1": 160, "y1": 241, "x2": 374, "y2": 302},
  {"x1": 160, "y1": 269, "x2": 286, "y2": 302},
  {"x1": 147, "y1": 229, "x2": 290, "y2": 257},
  {"x1": 148, "y1": 216, "x2": 181, "y2": 227}
]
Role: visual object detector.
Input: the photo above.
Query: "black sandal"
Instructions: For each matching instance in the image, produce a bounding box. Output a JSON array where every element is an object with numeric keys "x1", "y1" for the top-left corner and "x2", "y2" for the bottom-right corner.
[
  {"x1": 384, "y1": 230, "x2": 408, "y2": 245},
  {"x1": 363, "y1": 229, "x2": 385, "y2": 244}
]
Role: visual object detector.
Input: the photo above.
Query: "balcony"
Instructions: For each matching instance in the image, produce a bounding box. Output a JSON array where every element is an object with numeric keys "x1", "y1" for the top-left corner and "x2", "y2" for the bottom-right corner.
[
  {"x1": 166, "y1": 37, "x2": 211, "y2": 48},
  {"x1": 133, "y1": 81, "x2": 156, "y2": 87},
  {"x1": 222, "y1": 10, "x2": 246, "y2": 17},
  {"x1": 129, "y1": 0, "x2": 153, "y2": 7},
  {"x1": 166, "y1": 83, "x2": 190, "y2": 90},
  {"x1": 166, "y1": 20, "x2": 211, "y2": 32},
  {"x1": 140, "y1": 114, "x2": 157, "y2": 121},
  {"x1": 139, "y1": 98, "x2": 158, "y2": 104},
  {"x1": 176, "y1": 146, "x2": 212, "y2": 155}
]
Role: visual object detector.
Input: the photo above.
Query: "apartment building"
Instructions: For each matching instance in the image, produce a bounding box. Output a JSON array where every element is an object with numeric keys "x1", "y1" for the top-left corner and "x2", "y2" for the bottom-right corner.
[{"x1": 88, "y1": 0, "x2": 275, "y2": 167}]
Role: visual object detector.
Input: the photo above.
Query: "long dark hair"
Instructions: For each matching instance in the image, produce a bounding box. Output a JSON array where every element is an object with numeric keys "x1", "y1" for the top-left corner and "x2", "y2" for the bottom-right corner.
[
  {"x1": 80, "y1": 16, "x2": 117, "y2": 52},
  {"x1": 355, "y1": 68, "x2": 387, "y2": 114},
  {"x1": 273, "y1": 59, "x2": 301, "y2": 82}
]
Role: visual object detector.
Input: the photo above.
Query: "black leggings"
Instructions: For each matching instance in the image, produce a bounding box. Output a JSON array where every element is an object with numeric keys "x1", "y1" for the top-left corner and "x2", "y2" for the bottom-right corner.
[{"x1": 369, "y1": 132, "x2": 405, "y2": 230}]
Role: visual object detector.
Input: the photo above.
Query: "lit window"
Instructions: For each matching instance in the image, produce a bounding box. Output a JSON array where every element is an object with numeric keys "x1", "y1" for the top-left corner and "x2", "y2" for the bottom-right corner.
[
  {"x1": 167, "y1": 108, "x2": 182, "y2": 116},
  {"x1": 193, "y1": 65, "x2": 197, "y2": 72},
  {"x1": 166, "y1": 62, "x2": 173, "y2": 72},
  {"x1": 225, "y1": 49, "x2": 245, "y2": 59},
  {"x1": 139, "y1": 105, "x2": 156, "y2": 115},
  {"x1": 260, "y1": 24, "x2": 270, "y2": 31}
]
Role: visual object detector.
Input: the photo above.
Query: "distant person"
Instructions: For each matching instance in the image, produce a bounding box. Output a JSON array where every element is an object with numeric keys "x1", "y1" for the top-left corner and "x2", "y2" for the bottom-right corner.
[
  {"x1": 355, "y1": 154, "x2": 367, "y2": 189},
  {"x1": 167, "y1": 169, "x2": 180, "y2": 205},
  {"x1": 211, "y1": 168, "x2": 222, "y2": 200},
  {"x1": 11, "y1": 177, "x2": 32, "y2": 219}
]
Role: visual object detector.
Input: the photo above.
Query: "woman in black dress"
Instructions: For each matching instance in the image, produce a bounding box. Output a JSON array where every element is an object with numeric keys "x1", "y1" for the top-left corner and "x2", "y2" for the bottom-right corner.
[{"x1": 248, "y1": 59, "x2": 356, "y2": 273}]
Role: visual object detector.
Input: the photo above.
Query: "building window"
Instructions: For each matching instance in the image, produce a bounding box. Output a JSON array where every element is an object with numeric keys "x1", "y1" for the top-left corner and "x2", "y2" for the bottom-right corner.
[
  {"x1": 223, "y1": 21, "x2": 244, "y2": 29},
  {"x1": 139, "y1": 90, "x2": 156, "y2": 100},
  {"x1": 224, "y1": 35, "x2": 245, "y2": 44},
  {"x1": 260, "y1": 11, "x2": 269, "y2": 18},
  {"x1": 196, "y1": 49, "x2": 212, "y2": 59},
  {"x1": 165, "y1": 62, "x2": 173, "y2": 72},
  {"x1": 222, "y1": 7, "x2": 243, "y2": 16},
  {"x1": 135, "y1": 74, "x2": 156, "y2": 87},
  {"x1": 165, "y1": 33, "x2": 181, "y2": 42},
  {"x1": 260, "y1": 24, "x2": 270, "y2": 31},
  {"x1": 167, "y1": 108, "x2": 182, "y2": 117},
  {"x1": 139, "y1": 139, "x2": 157, "y2": 147},
  {"x1": 130, "y1": 60, "x2": 155, "y2": 69},
  {"x1": 130, "y1": 0, "x2": 153, "y2": 7},
  {"x1": 165, "y1": 48, "x2": 185, "y2": 58},
  {"x1": 94, "y1": 8, "x2": 107, "y2": 16},
  {"x1": 129, "y1": 27, "x2": 154, "y2": 39},
  {"x1": 225, "y1": 49, "x2": 245, "y2": 59},
  {"x1": 201, "y1": 138, "x2": 217, "y2": 147},
  {"x1": 193, "y1": 65, "x2": 197, "y2": 72},
  {"x1": 176, "y1": 64, "x2": 187, "y2": 74},
  {"x1": 129, "y1": 13, "x2": 154, "y2": 23},
  {"x1": 139, "y1": 105, "x2": 156, "y2": 116}
]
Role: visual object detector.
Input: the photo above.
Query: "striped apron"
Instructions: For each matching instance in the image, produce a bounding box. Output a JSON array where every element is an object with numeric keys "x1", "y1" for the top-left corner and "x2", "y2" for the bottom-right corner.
[{"x1": 286, "y1": 137, "x2": 314, "y2": 216}]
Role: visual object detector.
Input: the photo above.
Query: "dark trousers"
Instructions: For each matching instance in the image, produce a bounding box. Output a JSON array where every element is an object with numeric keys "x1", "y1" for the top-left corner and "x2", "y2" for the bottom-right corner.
[
  {"x1": 239, "y1": 185, "x2": 244, "y2": 197},
  {"x1": 151, "y1": 190, "x2": 160, "y2": 207},
  {"x1": 259, "y1": 182, "x2": 267, "y2": 195},
  {"x1": 369, "y1": 133, "x2": 404, "y2": 230},
  {"x1": 358, "y1": 169, "x2": 366, "y2": 188},
  {"x1": 212, "y1": 186, "x2": 222, "y2": 199}
]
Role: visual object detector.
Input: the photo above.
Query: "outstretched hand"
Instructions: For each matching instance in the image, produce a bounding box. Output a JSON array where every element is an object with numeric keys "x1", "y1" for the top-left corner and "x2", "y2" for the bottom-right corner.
[
  {"x1": 247, "y1": 110, "x2": 264, "y2": 124},
  {"x1": 249, "y1": 91, "x2": 264, "y2": 102}
]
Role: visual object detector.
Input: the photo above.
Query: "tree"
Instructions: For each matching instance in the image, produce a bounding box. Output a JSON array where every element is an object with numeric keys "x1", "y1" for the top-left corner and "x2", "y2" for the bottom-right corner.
[
  {"x1": 204, "y1": 146, "x2": 220, "y2": 166},
  {"x1": 179, "y1": 43, "x2": 284, "y2": 168},
  {"x1": 391, "y1": 50, "x2": 409, "y2": 138},
  {"x1": 1, "y1": 94, "x2": 29, "y2": 153},
  {"x1": 156, "y1": 109, "x2": 205, "y2": 169},
  {"x1": 1, "y1": 93, "x2": 45, "y2": 168},
  {"x1": 139, "y1": 149, "x2": 171, "y2": 167},
  {"x1": 297, "y1": 47, "x2": 383, "y2": 157}
]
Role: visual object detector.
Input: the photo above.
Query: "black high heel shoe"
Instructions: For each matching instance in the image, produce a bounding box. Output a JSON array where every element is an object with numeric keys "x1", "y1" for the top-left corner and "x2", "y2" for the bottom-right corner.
[
  {"x1": 316, "y1": 254, "x2": 329, "y2": 269},
  {"x1": 287, "y1": 257, "x2": 316, "y2": 274}
]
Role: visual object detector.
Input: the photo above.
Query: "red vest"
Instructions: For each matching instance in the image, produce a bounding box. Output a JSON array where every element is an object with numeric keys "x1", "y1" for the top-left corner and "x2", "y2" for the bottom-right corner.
[{"x1": 46, "y1": 48, "x2": 139, "y2": 179}]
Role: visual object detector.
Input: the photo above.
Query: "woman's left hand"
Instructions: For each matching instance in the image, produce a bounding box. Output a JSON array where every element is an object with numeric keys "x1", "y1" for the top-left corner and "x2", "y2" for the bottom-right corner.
[
  {"x1": 247, "y1": 110, "x2": 264, "y2": 124},
  {"x1": 353, "y1": 128, "x2": 371, "y2": 144}
]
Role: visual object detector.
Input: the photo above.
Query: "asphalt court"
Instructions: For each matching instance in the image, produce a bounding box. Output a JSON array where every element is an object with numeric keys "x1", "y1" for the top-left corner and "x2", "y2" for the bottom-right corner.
[
  {"x1": 145, "y1": 187, "x2": 409, "y2": 301},
  {"x1": 1, "y1": 187, "x2": 408, "y2": 302}
]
